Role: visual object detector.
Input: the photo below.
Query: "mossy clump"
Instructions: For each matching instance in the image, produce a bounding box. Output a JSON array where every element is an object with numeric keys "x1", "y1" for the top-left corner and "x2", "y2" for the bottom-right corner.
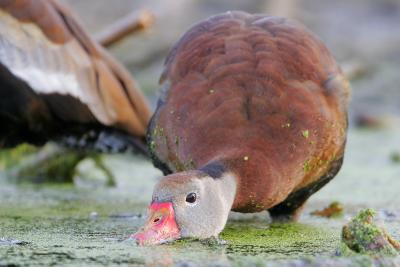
[
  {"x1": 311, "y1": 201, "x2": 344, "y2": 218},
  {"x1": 340, "y1": 209, "x2": 400, "y2": 256},
  {"x1": 0, "y1": 144, "x2": 38, "y2": 170},
  {"x1": 2, "y1": 143, "x2": 114, "y2": 185},
  {"x1": 7, "y1": 144, "x2": 85, "y2": 183}
]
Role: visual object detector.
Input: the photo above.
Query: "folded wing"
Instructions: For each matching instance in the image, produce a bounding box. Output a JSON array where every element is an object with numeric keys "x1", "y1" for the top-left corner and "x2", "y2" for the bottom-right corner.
[{"x1": 0, "y1": 0, "x2": 151, "y2": 149}]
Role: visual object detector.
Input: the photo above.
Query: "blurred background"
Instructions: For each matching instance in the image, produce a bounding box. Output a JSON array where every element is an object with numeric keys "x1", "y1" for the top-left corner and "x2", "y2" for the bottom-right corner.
[
  {"x1": 64, "y1": 0, "x2": 400, "y2": 122},
  {"x1": 1, "y1": 1, "x2": 400, "y2": 266}
]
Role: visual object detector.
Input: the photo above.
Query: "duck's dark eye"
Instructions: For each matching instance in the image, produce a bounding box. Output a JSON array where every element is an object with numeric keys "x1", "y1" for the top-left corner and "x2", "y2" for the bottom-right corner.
[{"x1": 185, "y1": 193, "x2": 197, "y2": 203}]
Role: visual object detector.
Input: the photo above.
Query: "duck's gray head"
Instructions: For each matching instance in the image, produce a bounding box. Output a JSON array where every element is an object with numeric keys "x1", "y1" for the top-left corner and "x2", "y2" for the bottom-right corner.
[{"x1": 132, "y1": 170, "x2": 236, "y2": 245}]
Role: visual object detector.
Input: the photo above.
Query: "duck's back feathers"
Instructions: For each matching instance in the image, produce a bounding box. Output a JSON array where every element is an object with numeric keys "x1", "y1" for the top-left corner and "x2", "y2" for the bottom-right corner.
[
  {"x1": 0, "y1": 0, "x2": 151, "y2": 149},
  {"x1": 149, "y1": 11, "x2": 350, "y2": 212}
]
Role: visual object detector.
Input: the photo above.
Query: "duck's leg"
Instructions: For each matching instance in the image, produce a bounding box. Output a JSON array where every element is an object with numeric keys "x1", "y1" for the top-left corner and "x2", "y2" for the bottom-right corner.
[
  {"x1": 268, "y1": 156, "x2": 344, "y2": 222},
  {"x1": 268, "y1": 196, "x2": 306, "y2": 222}
]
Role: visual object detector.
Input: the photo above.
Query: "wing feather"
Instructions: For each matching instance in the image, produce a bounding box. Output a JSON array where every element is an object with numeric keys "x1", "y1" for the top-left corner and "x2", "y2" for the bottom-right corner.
[{"x1": 0, "y1": 0, "x2": 150, "y2": 137}]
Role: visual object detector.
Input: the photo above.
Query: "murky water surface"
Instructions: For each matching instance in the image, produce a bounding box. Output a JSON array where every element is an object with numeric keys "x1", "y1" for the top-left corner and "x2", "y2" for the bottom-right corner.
[{"x1": 0, "y1": 127, "x2": 400, "y2": 266}]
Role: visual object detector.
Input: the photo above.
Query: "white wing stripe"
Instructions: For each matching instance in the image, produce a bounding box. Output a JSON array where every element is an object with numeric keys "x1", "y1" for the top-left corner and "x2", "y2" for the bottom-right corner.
[{"x1": 0, "y1": 9, "x2": 113, "y2": 126}]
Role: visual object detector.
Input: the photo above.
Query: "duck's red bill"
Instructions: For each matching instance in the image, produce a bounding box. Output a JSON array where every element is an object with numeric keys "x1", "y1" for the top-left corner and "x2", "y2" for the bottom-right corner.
[{"x1": 131, "y1": 201, "x2": 180, "y2": 246}]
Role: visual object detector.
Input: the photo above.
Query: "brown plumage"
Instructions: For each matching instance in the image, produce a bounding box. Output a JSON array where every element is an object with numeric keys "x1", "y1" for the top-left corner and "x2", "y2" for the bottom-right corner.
[
  {"x1": 0, "y1": 0, "x2": 150, "y2": 149},
  {"x1": 0, "y1": 2, "x2": 350, "y2": 244},
  {"x1": 148, "y1": 11, "x2": 349, "y2": 216}
]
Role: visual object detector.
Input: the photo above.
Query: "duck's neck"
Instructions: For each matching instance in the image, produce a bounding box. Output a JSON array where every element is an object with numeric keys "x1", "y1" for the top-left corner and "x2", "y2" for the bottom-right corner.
[
  {"x1": 195, "y1": 171, "x2": 237, "y2": 237},
  {"x1": 214, "y1": 172, "x2": 237, "y2": 213},
  {"x1": 199, "y1": 162, "x2": 237, "y2": 212}
]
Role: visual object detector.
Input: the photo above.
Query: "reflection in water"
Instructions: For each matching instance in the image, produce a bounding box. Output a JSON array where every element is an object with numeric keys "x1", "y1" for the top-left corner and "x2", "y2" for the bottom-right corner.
[{"x1": 140, "y1": 241, "x2": 230, "y2": 266}]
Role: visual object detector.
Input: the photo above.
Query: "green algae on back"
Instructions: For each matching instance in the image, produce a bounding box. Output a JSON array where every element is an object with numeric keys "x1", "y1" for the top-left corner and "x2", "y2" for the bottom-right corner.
[
  {"x1": 302, "y1": 130, "x2": 310, "y2": 139},
  {"x1": 340, "y1": 209, "x2": 400, "y2": 256}
]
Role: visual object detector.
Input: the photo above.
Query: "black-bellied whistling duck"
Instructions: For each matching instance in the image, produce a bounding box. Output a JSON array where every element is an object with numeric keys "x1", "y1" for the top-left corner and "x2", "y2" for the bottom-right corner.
[
  {"x1": 0, "y1": 0, "x2": 151, "y2": 152},
  {"x1": 0, "y1": 2, "x2": 349, "y2": 246},
  {"x1": 133, "y1": 11, "x2": 350, "y2": 245}
]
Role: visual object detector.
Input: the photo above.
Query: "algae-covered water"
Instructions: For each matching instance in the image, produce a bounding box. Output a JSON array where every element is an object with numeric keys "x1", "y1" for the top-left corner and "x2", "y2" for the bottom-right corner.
[
  {"x1": 0, "y1": 0, "x2": 398, "y2": 265},
  {"x1": 1, "y1": 126, "x2": 400, "y2": 266}
]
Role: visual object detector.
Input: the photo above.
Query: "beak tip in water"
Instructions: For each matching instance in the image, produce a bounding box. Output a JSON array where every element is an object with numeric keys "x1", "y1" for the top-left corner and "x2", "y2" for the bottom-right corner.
[{"x1": 130, "y1": 202, "x2": 181, "y2": 246}]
